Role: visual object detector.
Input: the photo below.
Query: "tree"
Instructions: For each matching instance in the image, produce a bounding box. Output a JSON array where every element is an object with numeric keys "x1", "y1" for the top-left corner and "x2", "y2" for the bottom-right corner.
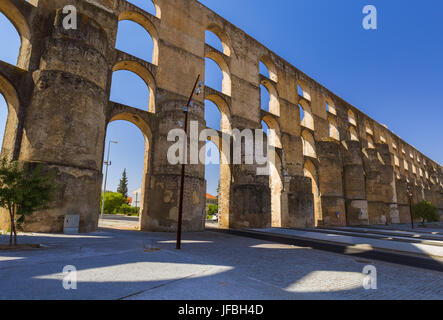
[
  {"x1": 117, "y1": 169, "x2": 128, "y2": 199},
  {"x1": 0, "y1": 158, "x2": 56, "y2": 246},
  {"x1": 207, "y1": 203, "x2": 218, "y2": 216},
  {"x1": 100, "y1": 192, "x2": 127, "y2": 215},
  {"x1": 412, "y1": 200, "x2": 440, "y2": 226}
]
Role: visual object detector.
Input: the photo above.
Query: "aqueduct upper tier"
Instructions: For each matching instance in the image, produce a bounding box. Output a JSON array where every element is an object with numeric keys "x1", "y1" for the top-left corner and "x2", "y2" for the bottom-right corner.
[{"x1": 0, "y1": 0, "x2": 442, "y2": 232}]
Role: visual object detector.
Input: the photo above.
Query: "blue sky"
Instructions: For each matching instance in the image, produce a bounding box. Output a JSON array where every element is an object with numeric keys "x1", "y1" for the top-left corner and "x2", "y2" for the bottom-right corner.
[{"x1": 1, "y1": 0, "x2": 442, "y2": 198}]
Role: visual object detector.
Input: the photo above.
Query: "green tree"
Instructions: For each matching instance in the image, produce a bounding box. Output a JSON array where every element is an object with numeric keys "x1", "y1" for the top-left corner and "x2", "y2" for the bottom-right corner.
[
  {"x1": 412, "y1": 200, "x2": 440, "y2": 225},
  {"x1": 207, "y1": 203, "x2": 218, "y2": 216},
  {"x1": 117, "y1": 169, "x2": 129, "y2": 199},
  {"x1": 0, "y1": 158, "x2": 56, "y2": 246},
  {"x1": 100, "y1": 192, "x2": 127, "y2": 215}
]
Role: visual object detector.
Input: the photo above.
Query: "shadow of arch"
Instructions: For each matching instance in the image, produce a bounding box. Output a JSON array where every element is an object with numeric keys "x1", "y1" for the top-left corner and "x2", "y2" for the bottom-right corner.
[
  {"x1": 205, "y1": 51, "x2": 231, "y2": 96},
  {"x1": 118, "y1": 10, "x2": 159, "y2": 65},
  {"x1": 0, "y1": 0, "x2": 31, "y2": 70},
  {"x1": 206, "y1": 23, "x2": 231, "y2": 57},
  {"x1": 113, "y1": 60, "x2": 156, "y2": 112},
  {"x1": 107, "y1": 112, "x2": 153, "y2": 230},
  {"x1": 0, "y1": 73, "x2": 19, "y2": 159},
  {"x1": 205, "y1": 94, "x2": 232, "y2": 134},
  {"x1": 260, "y1": 79, "x2": 279, "y2": 116}
]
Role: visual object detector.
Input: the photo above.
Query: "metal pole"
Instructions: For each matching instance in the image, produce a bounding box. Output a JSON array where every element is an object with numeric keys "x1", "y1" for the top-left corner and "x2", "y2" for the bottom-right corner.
[
  {"x1": 407, "y1": 183, "x2": 414, "y2": 229},
  {"x1": 101, "y1": 141, "x2": 117, "y2": 219},
  {"x1": 176, "y1": 75, "x2": 201, "y2": 250}
]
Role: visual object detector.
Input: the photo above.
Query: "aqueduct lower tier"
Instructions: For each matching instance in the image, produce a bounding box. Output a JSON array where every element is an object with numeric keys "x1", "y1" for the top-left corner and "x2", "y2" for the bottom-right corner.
[{"x1": 0, "y1": 0, "x2": 442, "y2": 233}]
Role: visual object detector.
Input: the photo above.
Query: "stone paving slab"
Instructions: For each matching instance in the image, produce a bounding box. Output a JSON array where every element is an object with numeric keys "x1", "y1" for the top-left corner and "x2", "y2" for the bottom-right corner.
[{"x1": 1, "y1": 228, "x2": 442, "y2": 300}]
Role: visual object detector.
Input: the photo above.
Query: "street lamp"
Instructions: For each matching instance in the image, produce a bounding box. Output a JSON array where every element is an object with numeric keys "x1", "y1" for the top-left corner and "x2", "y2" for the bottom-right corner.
[
  {"x1": 176, "y1": 75, "x2": 203, "y2": 250},
  {"x1": 406, "y1": 182, "x2": 414, "y2": 229},
  {"x1": 101, "y1": 140, "x2": 118, "y2": 219}
]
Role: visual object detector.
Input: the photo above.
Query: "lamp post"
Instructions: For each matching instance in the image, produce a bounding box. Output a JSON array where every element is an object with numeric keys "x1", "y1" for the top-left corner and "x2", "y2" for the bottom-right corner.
[
  {"x1": 101, "y1": 140, "x2": 118, "y2": 219},
  {"x1": 176, "y1": 75, "x2": 203, "y2": 250},
  {"x1": 406, "y1": 182, "x2": 414, "y2": 229}
]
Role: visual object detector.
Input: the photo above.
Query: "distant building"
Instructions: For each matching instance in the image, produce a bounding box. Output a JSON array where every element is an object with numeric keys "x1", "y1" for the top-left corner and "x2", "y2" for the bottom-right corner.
[{"x1": 206, "y1": 193, "x2": 217, "y2": 206}]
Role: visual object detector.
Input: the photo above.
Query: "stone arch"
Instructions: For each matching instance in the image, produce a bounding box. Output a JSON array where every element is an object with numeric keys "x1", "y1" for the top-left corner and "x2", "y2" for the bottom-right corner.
[
  {"x1": 299, "y1": 100, "x2": 314, "y2": 130},
  {"x1": 367, "y1": 134, "x2": 375, "y2": 149},
  {"x1": 304, "y1": 159, "x2": 321, "y2": 226},
  {"x1": 328, "y1": 115, "x2": 339, "y2": 140},
  {"x1": 205, "y1": 93, "x2": 232, "y2": 134},
  {"x1": 206, "y1": 23, "x2": 231, "y2": 57},
  {"x1": 0, "y1": 73, "x2": 19, "y2": 159},
  {"x1": 118, "y1": 10, "x2": 159, "y2": 65},
  {"x1": 349, "y1": 126, "x2": 359, "y2": 141},
  {"x1": 260, "y1": 78, "x2": 280, "y2": 116},
  {"x1": 301, "y1": 130, "x2": 316, "y2": 158},
  {"x1": 113, "y1": 60, "x2": 157, "y2": 112},
  {"x1": 297, "y1": 81, "x2": 311, "y2": 101},
  {"x1": 259, "y1": 55, "x2": 278, "y2": 82},
  {"x1": 348, "y1": 109, "x2": 357, "y2": 126},
  {"x1": 205, "y1": 130, "x2": 231, "y2": 229},
  {"x1": 262, "y1": 115, "x2": 282, "y2": 148},
  {"x1": 205, "y1": 51, "x2": 231, "y2": 96},
  {"x1": 325, "y1": 97, "x2": 336, "y2": 115},
  {"x1": 107, "y1": 111, "x2": 153, "y2": 230},
  {"x1": 0, "y1": 0, "x2": 32, "y2": 69}
]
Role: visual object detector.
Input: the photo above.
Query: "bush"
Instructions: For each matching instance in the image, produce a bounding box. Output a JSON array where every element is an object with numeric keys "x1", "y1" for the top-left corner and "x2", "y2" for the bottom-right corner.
[
  {"x1": 100, "y1": 192, "x2": 127, "y2": 215},
  {"x1": 114, "y1": 204, "x2": 140, "y2": 216},
  {"x1": 412, "y1": 201, "x2": 440, "y2": 225},
  {"x1": 207, "y1": 204, "x2": 218, "y2": 216}
]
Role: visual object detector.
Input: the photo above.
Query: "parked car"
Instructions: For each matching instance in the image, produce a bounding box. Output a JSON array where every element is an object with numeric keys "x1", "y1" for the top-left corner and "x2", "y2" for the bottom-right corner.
[{"x1": 212, "y1": 214, "x2": 219, "y2": 222}]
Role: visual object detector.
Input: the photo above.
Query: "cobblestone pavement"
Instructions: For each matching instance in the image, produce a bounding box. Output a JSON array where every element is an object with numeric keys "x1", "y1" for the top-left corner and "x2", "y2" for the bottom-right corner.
[{"x1": 0, "y1": 225, "x2": 442, "y2": 300}]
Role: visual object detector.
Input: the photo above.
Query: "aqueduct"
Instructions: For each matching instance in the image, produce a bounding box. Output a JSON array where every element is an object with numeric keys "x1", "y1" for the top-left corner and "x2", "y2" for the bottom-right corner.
[{"x1": 0, "y1": 0, "x2": 442, "y2": 233}]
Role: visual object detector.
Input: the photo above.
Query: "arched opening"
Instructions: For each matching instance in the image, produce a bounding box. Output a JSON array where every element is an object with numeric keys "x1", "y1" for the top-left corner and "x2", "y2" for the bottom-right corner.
[
  {"x1": 299, "y1": 101, "x2": 314, "y2": 130},
  {"x1": 116, "y1": 20, "x2": 154, "y2": 63},
  {"x1": 0, "y1": 74, "x2": 19, "y2": 159},
  {"x1": 302, "y1": 130, "x2": 316, "y2": 158},
  {"x1": 326, "y1": 99, "x2": 336, "y2": 115},
  {"x1": 367, "y1": 135, "x2": 375, "y2": 149},
  {"x1": 118, "y1": 11, "x2": 159, "y2": 65},
  {"x1": 328, "y1": 115, "x2": 340, "y2": 140},
  {"x1": 126, "y1": 0, "x2": 158, "y2": 17},
  {"x1": 206, "y1": 24, "x2": 231, "y2": 56},
  {"x1": 205, "y1": 52, "x2": 231, "y2": 96},
  {"x1": 0, "y1": 12, "x2": 21, "y2": 66},
  {"x1": 100, "y1": 116, "x2": 152, "y2": 231},
  {"x1": 348, "y1": 109, "x2": 357, "y2": 126},
  {"x1": 349, "y1": 126, "x2": 359, "y2": 141},
  {"x1": 260, "y1": 85, "x2": 270, "y2": 112},
  {"x1": 365, "y1": 119, "x2": 373, "y2": 135},
  {"x1": 205, "y1": 57, "x2": 224, "y2": 93},
  {"x1": 259, "y1": 56, "x2": 278, "y2": 82},
  {"x1": 204, "y1": 98, "x2": 231, "y2": 228},
  {"x1": 304, "y1": 159, "x2": 321, "y2": 226},
  {"x1": 0, "y1": 94, "x2": 8, "y2": 154},
  {"x1": 260, "y1": 79, "x2": 280, "y2": 116},
  {"x1": 205, "y1": 30, "x2": 224, "y2": 53},
  {"x1": 262, "y1": 119, "x2": 283, "y2": 227},
  {"x1": 110, "y1": 69, "x2": 153, "y2": 112},
  {"x1": 0, "y1": 2, "x2": 31, "y2": 70},
  {"x1": 297, "y1": 83, "x2": 311, "y2": 101}
]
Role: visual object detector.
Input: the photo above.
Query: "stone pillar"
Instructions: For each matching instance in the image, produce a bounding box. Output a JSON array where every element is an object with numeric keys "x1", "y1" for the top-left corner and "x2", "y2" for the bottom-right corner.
[
  {"x1": 14, "y1": 8, "x2": 110, "y2": 232},
  {"x1": 317, "y1": 140, "x2": 346, "y2": 226},
  {"x1": 341, "y1": 140, "x2": 368, "y2": 226},
  {"x1": 140, "y1": 96, "x2": 206, "y2": 232}
]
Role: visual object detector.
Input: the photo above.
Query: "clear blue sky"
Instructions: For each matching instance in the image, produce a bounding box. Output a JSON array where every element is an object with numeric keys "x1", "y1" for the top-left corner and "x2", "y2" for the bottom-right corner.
[{"x1": 1, "y1": 0, "x2": 442, "y2": 198}]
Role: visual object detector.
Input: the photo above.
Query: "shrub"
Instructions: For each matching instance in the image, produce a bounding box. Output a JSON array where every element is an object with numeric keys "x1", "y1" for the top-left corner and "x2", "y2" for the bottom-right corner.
[
  {"x1": 412, "y1": 200, "x2": 439, "y2": 225},
  {"x1": 100, "y1": 192, "x2": 127, "y2": 215},
  {"x1": 114, "y1": 204, "x2": 140, "y2": 216}
]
